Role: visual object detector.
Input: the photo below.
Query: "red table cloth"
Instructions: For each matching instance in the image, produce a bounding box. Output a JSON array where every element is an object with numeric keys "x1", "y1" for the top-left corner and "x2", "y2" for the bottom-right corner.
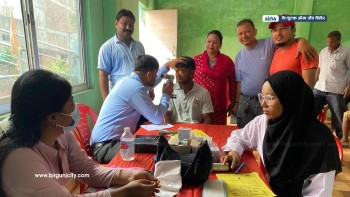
[{"x1": 107, "y1": 123, "x2": 268, "y2": 197}]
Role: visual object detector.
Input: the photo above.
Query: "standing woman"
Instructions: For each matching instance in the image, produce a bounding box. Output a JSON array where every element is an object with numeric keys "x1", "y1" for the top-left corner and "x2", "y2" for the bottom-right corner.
[
  {"x1": 0, "y1": 70, "x2": 159, "y2": 197},
  {"x1": 194, "y1": 30, "x2": 237, "y2": 125},
  {"x1": 221, "y1": 71, "x2": 341, "y2": 196}
]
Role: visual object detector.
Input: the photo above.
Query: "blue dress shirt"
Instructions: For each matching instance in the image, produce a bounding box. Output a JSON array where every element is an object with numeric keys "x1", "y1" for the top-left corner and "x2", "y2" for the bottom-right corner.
[{"x1": 90, "y1": 65, "x2": 170, "y2": 144}]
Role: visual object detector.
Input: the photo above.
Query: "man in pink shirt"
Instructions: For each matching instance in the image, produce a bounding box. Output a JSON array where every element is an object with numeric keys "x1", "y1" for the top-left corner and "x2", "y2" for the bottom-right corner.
[{"x1": 269, "y1": 20, "x2": 318, "y2": 89}]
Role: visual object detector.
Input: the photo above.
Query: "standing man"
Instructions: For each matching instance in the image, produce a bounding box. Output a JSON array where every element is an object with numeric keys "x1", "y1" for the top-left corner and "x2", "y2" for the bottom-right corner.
[
  {"x1": 233, "y1": 19, "x2": 316, "y2": 128},
  {"x1": 314, "y1": 31, "x2": 350, "y2": 139},
  {"x1": 98, "y1": 9, "x2": 145, "y2": 100},
  {"x1": 269, "y1": 20, "x2": 319, "y2": 89},
  {"x1": 98, "y1": 9, "x2": 152, "y2": 129},
  {"x1": 165, "y1": 56, "x2": 213, "y2": 124},
  {"x1": 234, "y1": 19, "x2": 276, "y2": 128},
  {"x1": 91, "y1": 55, "x2": 184, "y2": 164}
]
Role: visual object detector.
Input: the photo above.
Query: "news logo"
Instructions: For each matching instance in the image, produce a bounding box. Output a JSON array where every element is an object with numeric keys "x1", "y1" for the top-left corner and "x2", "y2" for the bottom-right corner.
[
  {"x1": 262, "y1": 15, "x2": 279, "y2": 22},
  {"x1": 262, "y1": 15, "x2": 327, "y2": 22}
]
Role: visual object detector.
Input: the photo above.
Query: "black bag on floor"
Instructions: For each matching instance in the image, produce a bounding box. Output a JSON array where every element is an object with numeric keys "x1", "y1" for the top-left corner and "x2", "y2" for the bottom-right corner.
[{"x1": 156, "y1": 135, "x2": 213, "y2": 185}]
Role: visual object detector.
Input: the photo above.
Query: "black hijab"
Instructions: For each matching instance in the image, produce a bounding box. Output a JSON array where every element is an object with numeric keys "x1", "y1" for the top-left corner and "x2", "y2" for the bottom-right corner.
[{"x1": 262, "y1": 71, "x2": 341, "y2": 197}]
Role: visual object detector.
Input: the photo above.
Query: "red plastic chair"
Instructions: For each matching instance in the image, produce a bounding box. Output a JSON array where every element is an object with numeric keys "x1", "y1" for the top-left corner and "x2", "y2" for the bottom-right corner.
[
  {"x1": 318, "y1": 105, "x2": 348, "y2": 124},
  {"x1": 317, "y1": 110, "x2": 327, "y2": 123},
  {"x1": 259, "y1": 157, "x2": 267, "y2": 175},
  {"x1": 333, "y1": 135, "x2": 343, "y2": 163},
  {"x1": 72, "y1": 103, "x2": 98, "y2": 156}
]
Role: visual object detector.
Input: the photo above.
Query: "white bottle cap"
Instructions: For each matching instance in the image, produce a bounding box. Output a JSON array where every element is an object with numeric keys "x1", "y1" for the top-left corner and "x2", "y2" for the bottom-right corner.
[{"x1": 124, "y1": 127, "x2": 130, "y2": 132}]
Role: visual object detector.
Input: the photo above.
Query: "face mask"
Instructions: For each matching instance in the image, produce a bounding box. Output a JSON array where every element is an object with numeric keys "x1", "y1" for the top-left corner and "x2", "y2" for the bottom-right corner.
[{"x1": 56, "y1": 103, "x2": 80, "y2": 132}]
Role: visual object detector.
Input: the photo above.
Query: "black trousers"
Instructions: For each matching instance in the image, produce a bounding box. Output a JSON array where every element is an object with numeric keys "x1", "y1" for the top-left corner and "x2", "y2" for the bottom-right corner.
[
  {"x1": 92, "y1": 115, "x2": 147, "y2": 164},
  {"x1": 92, "y1": 139, "x2": 120, "y2": 164}
]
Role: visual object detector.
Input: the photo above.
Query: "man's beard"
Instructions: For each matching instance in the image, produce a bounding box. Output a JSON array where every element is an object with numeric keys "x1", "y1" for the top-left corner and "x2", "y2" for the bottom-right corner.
[
  {"x1": 276, "y1": 42, "x2": 287, "y2": 47},
  {"x1": 148, "y1": 81, "x2": 155, "y2": 87},
  {"x1": 123, "y1": 30, "x2": 133, "y2": 36}
]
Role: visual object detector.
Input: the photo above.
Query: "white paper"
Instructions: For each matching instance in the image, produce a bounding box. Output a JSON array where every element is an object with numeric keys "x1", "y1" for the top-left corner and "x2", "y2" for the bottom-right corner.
[
  {"x1": 141, "y1": 123, "x2": 173, "y2": 131},
  {"x1": 203, "y1": 180, "x2": 226, "y2": 197},
  {"x1": 154, "y1": 160, "x2": 182, "y2": 197}
]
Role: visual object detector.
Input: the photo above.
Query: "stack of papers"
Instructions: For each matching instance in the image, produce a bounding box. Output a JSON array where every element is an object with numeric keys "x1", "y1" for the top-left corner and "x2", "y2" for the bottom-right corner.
[
  {"x1": 203, "y1": 180, "x2": 226, "y2": 197},
  {"x1": 216, "y1": 172, "x2": 276, "y2": 197},
  {"x1": 141, "y1": 123, "x2": 173, "y2": 131}
]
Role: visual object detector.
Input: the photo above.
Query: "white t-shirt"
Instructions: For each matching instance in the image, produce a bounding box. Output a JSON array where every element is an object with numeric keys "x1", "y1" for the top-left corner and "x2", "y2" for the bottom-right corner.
[
  {"x1": 168, "y1": 83, "x2": 213, "y2": 123},
  {"x1": 314, "y1": 44, "x2": 350, "y2": 94}
]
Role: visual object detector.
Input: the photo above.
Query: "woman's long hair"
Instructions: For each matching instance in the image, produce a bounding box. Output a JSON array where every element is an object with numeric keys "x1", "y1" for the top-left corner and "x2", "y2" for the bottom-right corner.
[{"x1": 0, "y1": 70, "x2": 71, "y2": 196}]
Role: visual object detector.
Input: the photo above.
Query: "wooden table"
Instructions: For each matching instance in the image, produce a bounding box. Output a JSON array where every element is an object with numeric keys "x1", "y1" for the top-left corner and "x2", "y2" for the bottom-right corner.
[{"x1": 107, "y1": 123, "x2": 268, "y2": 197}]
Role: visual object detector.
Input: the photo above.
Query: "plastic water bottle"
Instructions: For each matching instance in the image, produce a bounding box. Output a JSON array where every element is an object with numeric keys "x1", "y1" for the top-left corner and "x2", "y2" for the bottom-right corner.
[
  {"x1": 120, "y1": 127, "x2": 135, "y2": 161},
  {"x1": 230, "y1": 114, "x2": 237, "y2": 124}
]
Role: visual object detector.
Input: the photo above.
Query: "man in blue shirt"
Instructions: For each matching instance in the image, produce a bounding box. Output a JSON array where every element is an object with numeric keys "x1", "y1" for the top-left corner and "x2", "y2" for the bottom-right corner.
[
  {"x1": 98, "y1": 9, "x2": 153, "y2": 131},
  {"x1": 233, "y1": 19, "x2": 316, "y2": 128},
  {"x1": 98, "y1": 9, "x2": 145, "y2": 100},
  {"x1": 91, "y1": 55, "x2": 184, "y2": 163},
  {"x1": 233, "y1": 19, "x2": 276, "y2": 128}
]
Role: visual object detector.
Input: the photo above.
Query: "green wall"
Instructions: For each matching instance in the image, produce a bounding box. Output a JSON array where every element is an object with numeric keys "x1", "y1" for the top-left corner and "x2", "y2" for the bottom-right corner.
[
  {"x1": 155, "y1": 0, "x2": 350, "y2": 59},
  {"x1": 72, "y1": 0, "x2": 105, "y2": 113},
  {"x1": 103, "y1": 0, "x2": 117, "y2": 40},
  {"x1": 74, "y1": 0, "x2": 350, "y2": 114},
  {"x1": 309, "y1": 0, "x2": 350, "y2": 50}
]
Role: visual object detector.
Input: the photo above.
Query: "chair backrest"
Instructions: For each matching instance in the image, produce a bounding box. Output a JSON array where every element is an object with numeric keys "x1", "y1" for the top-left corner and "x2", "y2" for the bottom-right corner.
[
  {"x1": 333, "y1": 135, "x2": 343, "y2": 163},
  {"x1": 317, "y1": 110, "x2": 326, "y2": 123},
  {"x1": 72, "y1": 103, "x2": 98, "y2": 156},
  {"x1": 259, "y1": 157, "x2": 267, "y2": 175}
]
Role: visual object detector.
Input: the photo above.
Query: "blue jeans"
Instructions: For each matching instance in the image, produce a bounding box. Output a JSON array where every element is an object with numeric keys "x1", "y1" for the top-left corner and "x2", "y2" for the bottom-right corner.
[
  {"x1": 236, "y1": 93, "x2": 263, "y2": 129},
  {"x1": 313, "y1": 89, "x2": 346, "y2": 138}
]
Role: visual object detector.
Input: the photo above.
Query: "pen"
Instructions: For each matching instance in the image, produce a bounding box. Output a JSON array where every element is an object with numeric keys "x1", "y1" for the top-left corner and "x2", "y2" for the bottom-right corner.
[
  {"x1": 234, "y1": 162, "x2": 245, "y2": 174},
  {"x1": 158, "y1": 130, "x2": 177, "y2": 135}
]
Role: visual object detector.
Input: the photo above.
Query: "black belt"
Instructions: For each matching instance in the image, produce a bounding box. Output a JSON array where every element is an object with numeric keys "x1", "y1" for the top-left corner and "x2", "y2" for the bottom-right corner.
[
  {"x1": 240, "y1": 92, "x2": 259, "y2": 100},
  {"x1": 92, "y1": 139, "x2": 120, "y2": 150}
]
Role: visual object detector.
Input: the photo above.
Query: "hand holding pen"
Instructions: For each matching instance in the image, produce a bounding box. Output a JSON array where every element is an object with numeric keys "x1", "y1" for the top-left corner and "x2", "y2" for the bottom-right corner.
[
  {"x1": 234, "y1": 162, "x2": 245, "y2": 174},
  {"x1": 220, "y1": 151, "x2": 241, "y2": 170}
]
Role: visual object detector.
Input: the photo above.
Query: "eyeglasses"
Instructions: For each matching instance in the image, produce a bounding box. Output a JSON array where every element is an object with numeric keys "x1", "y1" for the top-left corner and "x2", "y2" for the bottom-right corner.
[{"x1": 258, "y1": 93, "x2": 275, "y2": 106}]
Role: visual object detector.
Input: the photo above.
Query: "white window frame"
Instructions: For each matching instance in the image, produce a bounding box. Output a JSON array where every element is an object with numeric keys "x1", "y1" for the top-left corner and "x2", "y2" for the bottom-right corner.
[{"x1": 0, "y1": 0, "x2": 88, "y2": 115}]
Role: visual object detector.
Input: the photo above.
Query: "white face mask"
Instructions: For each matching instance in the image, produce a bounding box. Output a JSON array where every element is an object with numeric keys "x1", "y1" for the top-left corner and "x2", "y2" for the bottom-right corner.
[{"x1": 56, "y1": 103, "x2": 80, "y2": 132}]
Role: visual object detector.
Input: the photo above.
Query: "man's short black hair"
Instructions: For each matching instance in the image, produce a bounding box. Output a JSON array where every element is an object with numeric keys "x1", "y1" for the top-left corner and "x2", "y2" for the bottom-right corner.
[
  {"x1": 116, "y1": 9, "x2": 135, "y2": 21},
  {"x1": 237, "y1": 19, "x2": 255, "y2": 29},
  {"x1": 176, "y1": 56, "x2": 195, "y2": 70},
  {"x1": 327, "y1": 31, "x2": 341, "y2": 41},
  {"x1": 134, "y1": 55, "x2": 159, "y2": 73}
]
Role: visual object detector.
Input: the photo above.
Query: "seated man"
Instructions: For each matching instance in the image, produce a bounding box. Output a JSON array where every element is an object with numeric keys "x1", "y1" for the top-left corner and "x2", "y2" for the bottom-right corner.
[
  {"x1": 91, "y1": 55, "x2": 184, "y2": 163},
  {"x1": 165, "y1": 56, "x2": 213, "y2": 124}
]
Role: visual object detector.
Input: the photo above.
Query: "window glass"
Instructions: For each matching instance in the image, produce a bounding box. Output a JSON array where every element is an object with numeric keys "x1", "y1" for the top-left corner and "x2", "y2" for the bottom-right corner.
[
  {"x1": 0, "y1": 0, "x2": 86, "y2": 115},
  {"x1": 33, "y1": 0, "x2": 85, "y2": 85},
  {"x1": 0, "y1": 0, "x2": 29, "y2": 114}
]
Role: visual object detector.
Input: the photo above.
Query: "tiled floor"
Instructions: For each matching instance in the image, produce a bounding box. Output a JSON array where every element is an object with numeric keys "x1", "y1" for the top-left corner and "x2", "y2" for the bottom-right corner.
[
  {"x1": 227, "y1": 118, "x2": 350, "y2": 197},
  {"x1": 333, "y1": 146, "x2": 350, "y2": 197},
  {"x1": 329, "y1": 119, "x2": 350, "y2": 197}
]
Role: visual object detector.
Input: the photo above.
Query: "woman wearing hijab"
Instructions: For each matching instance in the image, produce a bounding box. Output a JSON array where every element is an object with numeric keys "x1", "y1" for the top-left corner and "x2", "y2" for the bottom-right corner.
[
  {"x1": 221, "y1": 70, "x2": 341, "y2": 196},
  {"x1": 0, "y1": 70, "x2": 159, "y2": 197},
  {"x1": 194, "y1": 30, "x2": 237, "y2": 125}
]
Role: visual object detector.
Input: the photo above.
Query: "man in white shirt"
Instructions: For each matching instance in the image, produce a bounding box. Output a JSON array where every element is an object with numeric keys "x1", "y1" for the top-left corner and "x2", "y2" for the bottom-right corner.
[
  {"x1": 165, "y1": 57, "x2": 213, "y2": 124},
  {"x1": 314, "y1": 31, "x2": 350, "y2": 138}
]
